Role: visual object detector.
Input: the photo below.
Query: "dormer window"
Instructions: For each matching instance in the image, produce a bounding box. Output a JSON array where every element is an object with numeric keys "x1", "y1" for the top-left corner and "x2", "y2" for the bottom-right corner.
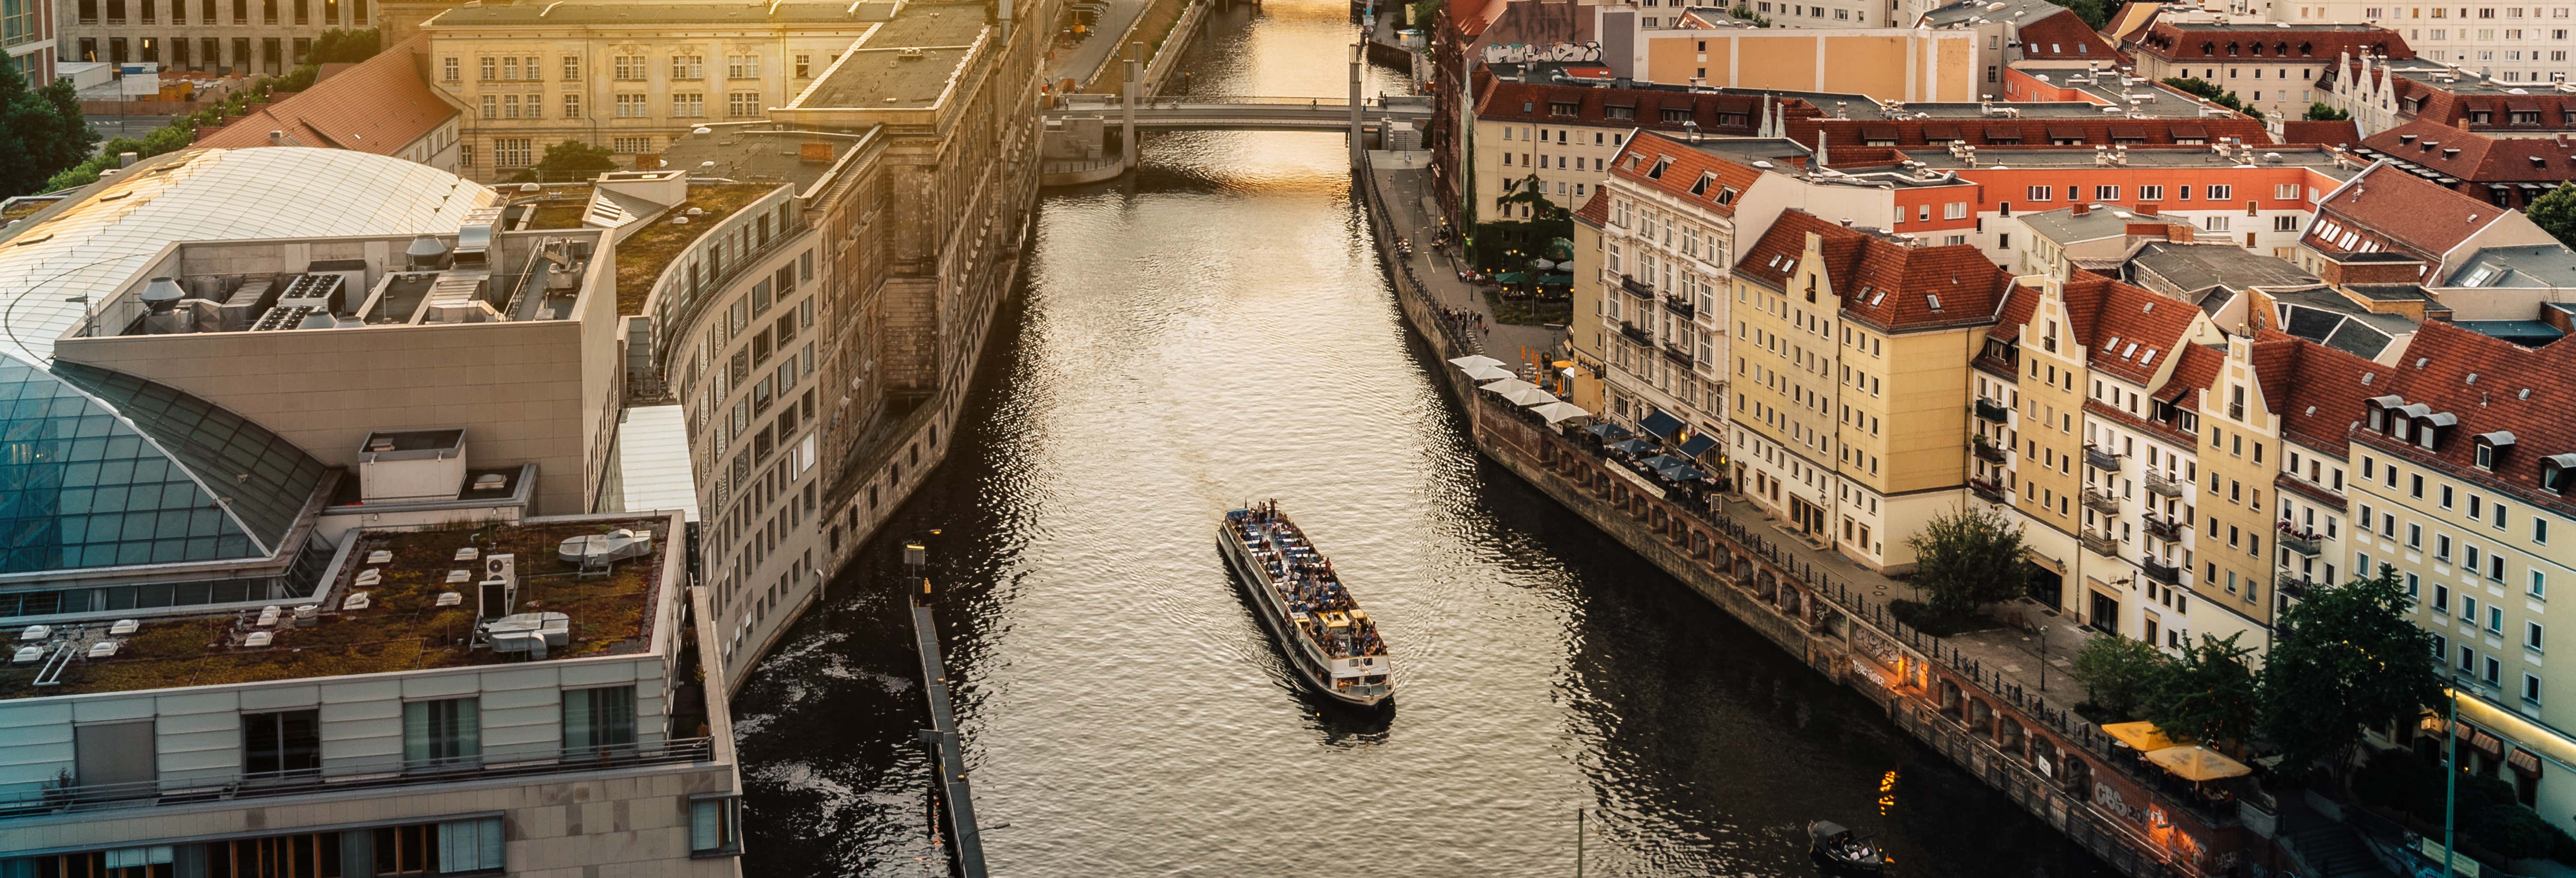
[
  {"x1": 2366, "y1": 394, "x2": 2402, "y2": 432},
  {"x1": 2418, "y1": 412, "x2": 2457, "y2": 450},
  {"x1": 2475, "y1": 431, "x2": 2515, "y2": 470},
  {"x1": 2544, "y1": 454, "x2": 2576, "y2": 494}
]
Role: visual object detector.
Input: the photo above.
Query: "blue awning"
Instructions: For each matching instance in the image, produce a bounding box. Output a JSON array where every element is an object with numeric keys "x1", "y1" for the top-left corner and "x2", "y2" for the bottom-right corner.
[
  {"x1": 1608, "y1": 438, "x2": 1657, "y2": 455},
  {"x1": 1586, "y1": 423, "x2": 1633, "y2": 440},
  {"x1": 1640, "y1": 409, "x2": 1685, "y2": 440},
  {"x1": 1640, "y1": 455, "x2": 1686, "y2": 471},
  {"x1": 1678, "y1": 433, "x2": 1717, "y2": 458},
  {"x1": 1659, "y1": 463, "x2": 1710, "y2": 481}
]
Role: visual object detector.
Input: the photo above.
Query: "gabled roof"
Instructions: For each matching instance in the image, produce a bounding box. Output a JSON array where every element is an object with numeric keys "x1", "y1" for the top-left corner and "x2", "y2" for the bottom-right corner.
[
  {"x1": 2302, "y1": 161, "x2": 2505, "y2": 263},
  {"x1": 1732, "y1": 210, "x2": 2020, "y2": 333},
  {"x1": 2278, "y1": 119, "x2": 2360, "y2": 147},
  {"x1": 2263, "y1": 329, "x2": 2391, "y2": 449},
  {"x1": 2359, "y1": 321, "x2": 2576, "y2": 508},
  {"x1": 1786, "y1": 116, "x2": 2272, "y2": 149},
  {"x1": 2355, "y1": 119, "x2": 2576, "y2": 185},
  {"x1": 1573, "y1": 188, "x2": 1609, "y2": 228},
  {"x1": 2012, "y1": 10, "x2": 2128, "y2": 62},
  {"x1": 2064, "y1": 277, "x2": 2200, "y2": 385},
  {"x1": 1478, "y1": 80, "x2": 1772, "y2": 137},
  {"x1": 2157, "y1": 342, "x2": 2226, "y2": 405},
  {"x1": 2325, "y1": 59, "x2": 2576, "y2": 134},
  {"x1": 1609, "y1": 131, "x2": 1770, "y2": 217},
  {"x1": 2129, "y1": 22, "x2": 2412, "y2": 63},
  {"x1": 195, "y1": 36, "x2": 455, "y2": 155}
]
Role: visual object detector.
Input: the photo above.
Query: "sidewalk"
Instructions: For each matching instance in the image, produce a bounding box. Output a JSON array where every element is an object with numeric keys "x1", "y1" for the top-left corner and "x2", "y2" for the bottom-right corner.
[{"x1": 1366, "y1": 149, "x2": 1565, "y2": 370}]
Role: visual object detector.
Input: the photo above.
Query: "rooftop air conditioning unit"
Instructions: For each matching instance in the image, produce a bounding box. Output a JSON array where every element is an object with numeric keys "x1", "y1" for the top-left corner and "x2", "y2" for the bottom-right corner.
[{"x1": 477, "y1": 554, "x2": 518, "y2": 621}]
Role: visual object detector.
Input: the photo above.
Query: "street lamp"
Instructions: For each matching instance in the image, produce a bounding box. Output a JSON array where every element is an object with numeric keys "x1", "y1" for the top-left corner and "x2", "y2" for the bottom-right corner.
[
  {"x1": 2038, "y1": 625, "x2": 2050, "y2": 692},
  {"x1": 2443, "y1": 673, "x2": 2471, "y2": 878}
]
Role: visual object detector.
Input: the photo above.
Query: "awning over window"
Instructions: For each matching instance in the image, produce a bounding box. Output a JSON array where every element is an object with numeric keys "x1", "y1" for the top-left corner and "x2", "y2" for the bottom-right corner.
[
  {"x1": 2046, "y1": 123, "x2": 2086, "y2": 140},
  {"x1": 1862, "y1": 125, "x2": 1902, "y2": 141},
  {"x1": 2109, "y1": 123, "x2": 2149, "y2": 140},
  {"x1": 1679, "y1": 433, "x2": 1718, "y2": 458},
  {"x1": 2170, "y1": 122, "x2": 2209, "y2": 139},
  {"x1": 1923, "y1": 123, "x2": 1962, "y2": 140},
  {"x1": 1983, "y1": 124, "x2": 2024, "y2": 140},
  {"x1": 1640, "y1": 408, "x2": 1685, "y2": 440},
  {"x1": 2510, "y1": 747, "x2": 2543, "y2": 777}
]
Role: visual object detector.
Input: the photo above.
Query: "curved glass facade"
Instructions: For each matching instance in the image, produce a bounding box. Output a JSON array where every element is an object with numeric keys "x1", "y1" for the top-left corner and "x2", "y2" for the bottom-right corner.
[{"x1": 0, "y1": 356, "x2": 327, "y2": 574}]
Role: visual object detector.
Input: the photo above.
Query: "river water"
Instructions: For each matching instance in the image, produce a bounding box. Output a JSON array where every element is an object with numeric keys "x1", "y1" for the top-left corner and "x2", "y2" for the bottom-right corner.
[{"x1": 727, "y1": 3, "x2": 2122, "y2": 875}]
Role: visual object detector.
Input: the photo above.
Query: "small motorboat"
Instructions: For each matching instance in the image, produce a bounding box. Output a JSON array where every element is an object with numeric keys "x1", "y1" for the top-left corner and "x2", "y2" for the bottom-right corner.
[{"x1": 1808, "y1": 821, "x2": 1890, "y2": 875}]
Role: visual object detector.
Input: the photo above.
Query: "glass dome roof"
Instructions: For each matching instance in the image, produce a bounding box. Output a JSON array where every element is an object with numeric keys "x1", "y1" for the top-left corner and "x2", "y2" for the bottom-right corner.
[{"x1": 0, "y1": 354, "x2": 327, "y2": 574}]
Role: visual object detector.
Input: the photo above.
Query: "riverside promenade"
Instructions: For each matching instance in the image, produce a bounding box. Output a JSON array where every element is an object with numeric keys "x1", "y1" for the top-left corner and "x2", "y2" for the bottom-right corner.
[{"x1": 1358, "y1": 148, "x2": 2309, "y2": 878}]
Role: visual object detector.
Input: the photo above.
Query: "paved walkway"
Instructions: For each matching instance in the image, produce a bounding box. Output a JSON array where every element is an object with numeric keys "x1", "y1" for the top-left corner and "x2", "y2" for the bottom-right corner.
[
  {"x1": 1046, "y1": 0, "x2": 1152, "y2": 87},
  {"x1": 1366, "y1": 149, "x2": 1565, "y2": 371}
]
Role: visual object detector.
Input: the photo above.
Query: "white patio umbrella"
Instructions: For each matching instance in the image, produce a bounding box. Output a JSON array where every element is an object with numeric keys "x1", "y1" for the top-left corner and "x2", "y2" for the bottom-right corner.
[
  {"x1": 1529, "y1": 402, "x2": 1591, "y2": 424},
  {"x1": 1448, "y1": 355, "x2": 1506, "y2": 369},
  {"x1": 1479, "y1": 378, "x2": 1539, "y2": 396},
  {"x1": 1463, "y1": 365, "x2": 1518, "y2": 381},
  {"x1": 1503, "y1": 387, "x2": 1560, "y2": 406}
]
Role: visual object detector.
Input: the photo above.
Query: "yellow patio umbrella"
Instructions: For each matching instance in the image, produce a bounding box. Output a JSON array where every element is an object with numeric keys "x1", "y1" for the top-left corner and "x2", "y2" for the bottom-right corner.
[
  {"x1": 2145, "y1": 745, "x2": 2253, "y2": 782},
  {"x1": 2102, "y1": 721, "x2": 2185, "y2": 752}
]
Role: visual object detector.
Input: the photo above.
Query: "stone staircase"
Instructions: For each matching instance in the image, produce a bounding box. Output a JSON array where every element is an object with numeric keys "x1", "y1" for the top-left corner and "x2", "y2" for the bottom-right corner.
[{"x1": 2279, "y1": 795, "x2": 2397, "y2": 878}]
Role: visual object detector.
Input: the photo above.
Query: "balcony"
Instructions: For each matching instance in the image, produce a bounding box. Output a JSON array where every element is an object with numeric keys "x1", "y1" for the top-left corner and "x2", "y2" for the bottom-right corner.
[
  {"x1": 0, "y1": 738, "x2": 719, "y2": 818},
  {"x1": 1619, "y1": 322, "x2": 1653, "y2": 346},
  {"x1": 1969, "y1": 476, "x2": 2007, "y2": 502},
  {"x1": 2144, "y1": 558, "x2": 2183, "y2": 585},
  {"x1": 2145, "y1": 471, "x2": 2185, "y2": 498},
  {"x1": 2279, "y1": 528, "x2": 2322, "y2": 557},
  {"x1": 1974, "y1": 399, "x2": 2011, "y2": 423},
  {"x1": 2144, "y1": 515, "x2": 2182, "y2": 542},
  {"x1": 1661, "y1": 343, "x2": 1695, "y2": 369},
  {"x1": 2084, "y1": 443, "x2": 2124, "y2": 471},
  {"x1": 2081, "y1": 488, "x2": 2120, "y2": 515},
  {"x1": 1973, "y1": 438, "x2": 2010, "y2": 464},
  {"x1": 1661, "y1": 295, "x2": 1695, "y2": 320},
  {"x1": 1620, "y1": 274, "x2": 1656, "y2": 299},
  {"x1": 2080, "y1": 529, "x2": 2119, "y2": 557}
]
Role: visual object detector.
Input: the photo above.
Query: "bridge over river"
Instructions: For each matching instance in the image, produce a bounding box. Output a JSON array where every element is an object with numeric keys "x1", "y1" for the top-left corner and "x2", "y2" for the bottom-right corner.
[{"x1": 1038, "y1": 46, "x2": 1434, "y2": 183}]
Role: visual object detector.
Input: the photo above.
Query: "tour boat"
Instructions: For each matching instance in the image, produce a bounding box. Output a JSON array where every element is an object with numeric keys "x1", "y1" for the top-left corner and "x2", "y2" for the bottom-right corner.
[
  {"x1": 1807, "y1": 821, "x2": 1891, "y2": 875},
  {"x1": 1216, "y1": 503, "x2": 1394, "y2": 708}
]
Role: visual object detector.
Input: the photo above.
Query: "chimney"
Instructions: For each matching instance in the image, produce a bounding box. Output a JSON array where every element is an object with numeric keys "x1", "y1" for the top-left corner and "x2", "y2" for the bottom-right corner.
[
  {"x1": 268, "y1": 129, "x2": 285, "y2": 144},
  {"x1": 117, "y1": 152, "x2": 139, "y2": 168},
  {"x1": 2071, "y1": 202, "x2": 2091, "y2": 216},
  {"x1": 2135, "y1": 202, "x2": 2159, "y2": 216},
  {"x1": 799, "y1": 142, "x2": 835, "y2": 162}
]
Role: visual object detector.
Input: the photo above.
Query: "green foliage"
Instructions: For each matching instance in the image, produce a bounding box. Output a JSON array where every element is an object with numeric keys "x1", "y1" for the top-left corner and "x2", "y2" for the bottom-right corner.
[
  {"x1": 2070, "y1": 634, "x2": 2167, "y2": 721},
  {"x1": 2529, "y1": 183, "x2": 2576, "y2": 250},
  {"x1": 2350, "y1": 749, "x2": 2576, "y2": 863},
  {"x1": 37, "y1": 29, "x2": 383, "y2": 193},
  {"x1": 2303, "y1": 102, "x2": 2351, "y2": 122},
  {"x1": 2161, "y1": 77, "x2": 2263, "y2": 120},
  {"x1": 2145, "y1": 632, "x2": 2259, "y2": 751},
  {"x1": 2258, "y1": 566, "x2": 2446, "y2": 780},
  {"x1": 1407, "y1": 0, "x2": 1441, "y2": 27},
  {"x1": 1905, "y1": 505, "x2": 2028, "y2": 616},
  {"x1": 510, "y1": 140, "x2": 622, "y2": 183},
  {"x1": 1726, "y1": 6, "x2": 1774, "y2": 26},
  {"x1": 1472, "y1": 175, "x2": 1573, "y2": 273},
  {"x1": 2051, "y1": 0, "x2": 2109, "y2": 29},
  {"x1": 1885, "y1": 598, "x2": 1998, "y2": 637},
  {"x1": 0, "y1": 56, "x2": 102, "y2": 197}
]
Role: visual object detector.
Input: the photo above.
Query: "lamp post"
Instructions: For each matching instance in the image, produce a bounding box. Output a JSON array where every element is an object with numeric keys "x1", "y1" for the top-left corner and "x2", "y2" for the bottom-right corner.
[
  {"x1": 2444, "y1": 674, "x2": 2464, "y2": 878},
  {"x1": 2038, "y1": 625, "x2": 2050, "y2": 692}
]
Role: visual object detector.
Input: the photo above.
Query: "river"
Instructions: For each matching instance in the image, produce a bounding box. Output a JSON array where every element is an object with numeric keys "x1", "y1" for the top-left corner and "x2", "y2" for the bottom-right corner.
[{"x1": 727, "y1": 2, "x2": 2122, "y2": 875}]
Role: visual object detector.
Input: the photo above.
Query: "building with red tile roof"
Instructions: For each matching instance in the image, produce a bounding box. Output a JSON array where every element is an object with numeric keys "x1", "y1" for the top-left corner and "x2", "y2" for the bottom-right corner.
[
  {"x1": 2278, "y1": 119, "x2": 2361, "y2": 147},
  {"x1": 2296, "y1": 161, "x2": 2563, "y2": 283},
  {"x1": 2123, "y1": 22, "x2": 2413, "y2": 122},
  {"x1": 193, "y1": 36, "x2": 461, "y2": 173},
  {"x1": 2350, "y1": 119, "x2": 2576, "y2": 210},
  {"x1": 2316, "y1": 55, "x2": 2576, "y2": 140}
]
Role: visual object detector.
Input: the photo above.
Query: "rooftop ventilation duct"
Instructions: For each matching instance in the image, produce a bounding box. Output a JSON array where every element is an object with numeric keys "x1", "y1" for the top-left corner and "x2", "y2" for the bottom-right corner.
[
  {"x1": 405, "y1": 235, "x2": 451, "y2": 271},
  {"x1": 140, "y1": 277, "x2": 184, "y2": 313}
]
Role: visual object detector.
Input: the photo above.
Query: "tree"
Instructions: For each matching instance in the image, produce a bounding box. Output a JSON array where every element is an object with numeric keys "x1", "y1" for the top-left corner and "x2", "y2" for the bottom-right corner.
[
  {"x1": 2303, "y1": 102, "x2": 2351, "y2": 122},
  {"x1": 2162, "y1": 77, "x2": 2264, "y2": 121},
  {"x1": 0, "y1": 56, "x2": 100, "y2": 197},
  {"x1": 1906, "y1": 505, "x2": 2028, "y2": 616},
  {"x1": 2146, "y1": 632, "x2": 2260, "y2": 752},
  {"x1": 2258, "y1": 566, "x2": 2445, "y2": 781},
  {"x1": 2070, "y1": 634, "x2": 2168, "y2": 721},
  {"x1": 2530, "y1": 183, "x2": 2576, "y2": 250},
  {"x1": 511, "y1": 140, "x2": 622, "y2": 183},
  {"x1": 2054, "y1": 0, "x2": 2109, "y2": 29}
]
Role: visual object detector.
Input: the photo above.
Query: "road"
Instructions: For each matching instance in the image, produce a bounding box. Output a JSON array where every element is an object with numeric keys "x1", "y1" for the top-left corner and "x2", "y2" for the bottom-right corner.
[{"x1": 1044, "y1": 0, "x2": 1151, "y2": 87}]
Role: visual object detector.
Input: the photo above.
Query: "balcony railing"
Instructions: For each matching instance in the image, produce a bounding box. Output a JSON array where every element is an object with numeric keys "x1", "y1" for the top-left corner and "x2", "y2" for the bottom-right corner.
[
  {"x1": 1620, "y1": 274, "x2": 1655, "y2": 299},
  {"x1": 2144, "y1": 558, "x2": 2183, "y2": 585},
  {"x1": 2145, "y1": 471, "x2": 2185, "y2": 498},
  {"x1": 1974, "y1": 399, "x2": 2011, "y2": 423},
  {"x1": 2080, "y1": 530, "x2": 2119, "y2": 557},
  {"x1": 2081, "y1": 488, "x2": 2120, "y2": 514},
  {"x1": 1661, "y1": 295, "x2": 1695, "y2": 320},
  {"x1": 1619, "y1": 322, "x2": 1653, "y2": 345},
  {"x1": 2144, "y1": 515, "x2": 2183, "y2": 542},
  {"x1": 1973, "y1": 438, "x2": 2009, "y2": 464},
  {"x1": 2084, "y1": 443, "x2": 2124, "y2": 471},
  {"x1": 2279, "y1": 530, "x2": 2322, "y2": 556},
  {"x1": 0, "y1": 737, "x2": 718, "y2": 820},
  {"x1": 1661, "y1": 344, "x2": 1695, "y2": 369},
  {"x1": 1969, "y1": 477, "x2": 2007, "y2": 502}
]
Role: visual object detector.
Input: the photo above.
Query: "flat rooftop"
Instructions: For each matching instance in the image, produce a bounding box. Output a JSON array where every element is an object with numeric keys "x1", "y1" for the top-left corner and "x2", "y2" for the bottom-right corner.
[
  {"x1": 660, "y1": 124, "x2": 883, "y2": 193},
  {"x1": 428, "y1": 0, "x2": 896, "y2": 27},
  {"x1": 612, "y1": 183, "x2": 781, "y2": 314},
  {"x1": 0, "y1": 517, "x2": 673, "y2": 700},
  {"x1": 2131, "y1": 241, "x2": 2320, "y2": 292},
  {"x1": 797, "y1": 4, "x2": 990, "y2": 109}
]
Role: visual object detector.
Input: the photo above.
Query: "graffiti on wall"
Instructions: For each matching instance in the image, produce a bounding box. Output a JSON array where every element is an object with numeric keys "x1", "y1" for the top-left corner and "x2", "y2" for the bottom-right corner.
[{"x1": 1482, "y1": 41, "x2": 1604, "y2": 64}]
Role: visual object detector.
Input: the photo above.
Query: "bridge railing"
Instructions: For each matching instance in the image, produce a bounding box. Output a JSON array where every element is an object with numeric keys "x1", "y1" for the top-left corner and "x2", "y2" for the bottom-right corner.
[{"x1": 1053, "y1": 94, "x2": 1429, "y2": 111}]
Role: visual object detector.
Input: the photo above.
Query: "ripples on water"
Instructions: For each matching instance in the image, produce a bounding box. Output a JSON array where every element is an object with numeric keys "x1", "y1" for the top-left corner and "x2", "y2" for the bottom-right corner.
[{"x1": 727, "y1": 3, "x2": 2122, "y2": 875}]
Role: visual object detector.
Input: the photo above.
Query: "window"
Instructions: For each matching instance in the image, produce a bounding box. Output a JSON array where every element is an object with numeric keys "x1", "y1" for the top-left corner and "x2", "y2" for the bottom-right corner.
[
  {"x1": 2202, "y1": 215, "x2": 2232, "y2": 232},
  {"x1": 402, "y1": 697, "x2": 480, "y2": 768},
  {"x1": 561, "y1": 55, "x2": 580, "y2": 80},
  {"x1": 614, "y1": 55, "x2": 646, "y2": 80},
  {"x1": 2207, "y1": 185, "x2": 2232, "y2": 200},
  {"x1": 441, "y1": 56, "x2": 459, "y2": 82},
  {"x1": 728, "y1": 92, "x2": 760, "y2": 116},
  {"x1": 75, "y1": 720, "x2": 155, "y2": 789},
  {"x1": 615, "y1": 93, "x2": 648, "y2": 118},
  {"x1": 671, "y1": 54, "x2": 704, "y2": 79},
  {"x1": 2139, "y1": 185, "x2": 2164, "y2": 201},
  {"x1": 692, "y1": 796, "x2": 744, "y2": 856},
  {"x1": 2027, "y1": 185, "x2": 2053, "y2": 202},
  {"x1": 438, "y1": 817, "x2": 506, "y2": 873},
  {"x1": 795, "y1": 54, "x2": 812, "y2": 77},
  {"x1": 2527, "y1": 673, "x2": 2544, "y2": 705},
  {"x1": 2531, "y1": 621, "x2": 2546, "y2": 651},
  {"x1": 726, "y1": 54, "x2": 759, "y2": 78},
  {"x1": 562, "y1": 686, "x2": 638, "y2": 755},
  {"x1": 2274, "y1": 215, "x2": 2299, "y2": 232},
  {"x1": 244, "y1": 710, "x2": 320, "y2": 779},
  {"x1": 673, "y1": 93, "x2": 705, "y2": 117},
  {"x1": 478, "y1": 56, "x2": 494, "y2": 81},
  {"x1": 562, "y1": 93, "x2": 581, "y2": 118},
  {"x1": 479, "y1": 94, "x2": 496, "y2": 119},
  {"x1": 492, "y1": 138, "x2": 531, "y2": 168},
  {"x1": 613, "y1": 136, "x2": 653, "y2": 154},
  {"x1": 2096, "y1": 185, "x2": 2120, "y2": 201},
  {"x1": 2534, "y1": 569, "x2": 2548, "y2": 598}
]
